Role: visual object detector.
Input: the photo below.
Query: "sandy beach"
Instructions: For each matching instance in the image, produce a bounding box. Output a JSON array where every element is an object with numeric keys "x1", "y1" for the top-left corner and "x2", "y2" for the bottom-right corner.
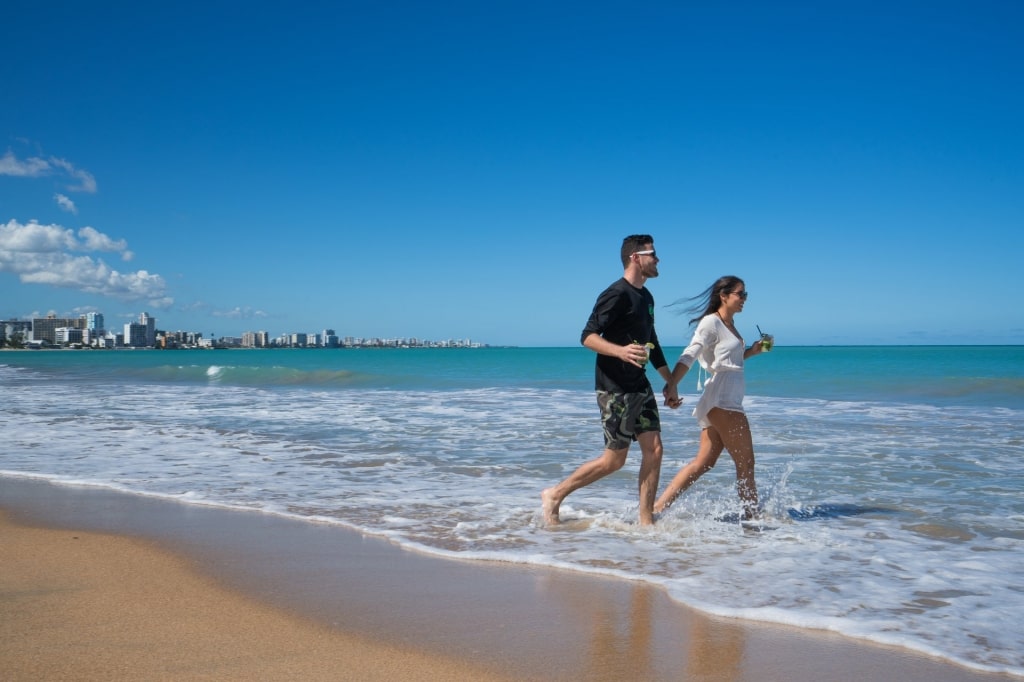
[
  {"x1": 1, "y1": 512, "x2": 514, "y2": 681},
  {"x1": 1, "y1": 477, "x2": 1015, "y2": 681}
]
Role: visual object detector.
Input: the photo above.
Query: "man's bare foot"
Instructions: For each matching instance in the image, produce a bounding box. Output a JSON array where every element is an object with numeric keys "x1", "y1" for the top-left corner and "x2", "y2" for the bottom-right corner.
[{"x1": 541, "y1": 487, "x2": 561, "y2": 524}]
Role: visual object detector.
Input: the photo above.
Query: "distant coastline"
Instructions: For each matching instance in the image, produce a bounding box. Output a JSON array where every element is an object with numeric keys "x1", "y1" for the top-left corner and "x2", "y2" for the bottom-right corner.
[{"x1": 0, "y1": 343, "x2": 503, "y2": 351}]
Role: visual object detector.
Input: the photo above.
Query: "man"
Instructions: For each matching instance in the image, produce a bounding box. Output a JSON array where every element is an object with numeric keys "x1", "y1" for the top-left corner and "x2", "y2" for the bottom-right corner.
[{"x1": 541, "y1": 234, "x2": 678, "y2": 526}]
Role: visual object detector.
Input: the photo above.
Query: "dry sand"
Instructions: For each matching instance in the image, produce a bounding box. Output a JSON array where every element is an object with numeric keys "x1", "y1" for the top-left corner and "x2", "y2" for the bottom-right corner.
[
  {"x1": 1, "y1": 478, "x2": 1016, "y2": 681},
  {"x1": 1, "y1": 511, "x2": 515, "y2": 681}
]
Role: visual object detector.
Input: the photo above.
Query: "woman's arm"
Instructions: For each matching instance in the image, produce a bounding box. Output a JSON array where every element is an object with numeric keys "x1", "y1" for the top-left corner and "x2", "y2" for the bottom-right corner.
[
  {"x1": 661, "y1": 359, "x2": 691, "y2": 408},
  {"x1": 743, "y1": 341, "x2": 764, "y2": 360}
]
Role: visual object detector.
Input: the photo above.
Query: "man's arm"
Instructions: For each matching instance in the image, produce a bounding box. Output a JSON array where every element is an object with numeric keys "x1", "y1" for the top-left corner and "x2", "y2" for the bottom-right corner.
[{"x1": 583, "y1": 332, "x2": 646, "y2": 367}]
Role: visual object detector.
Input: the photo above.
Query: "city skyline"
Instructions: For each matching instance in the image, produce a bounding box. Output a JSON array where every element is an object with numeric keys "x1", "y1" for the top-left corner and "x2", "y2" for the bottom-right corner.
[{"x1": 2, "y1": 309, "x2": 488, "y2": 349}]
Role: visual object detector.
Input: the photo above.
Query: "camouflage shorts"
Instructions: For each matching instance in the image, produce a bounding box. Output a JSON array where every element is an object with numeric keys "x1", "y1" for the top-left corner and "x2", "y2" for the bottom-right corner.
[{"x1": 596, "y1": 388, "x2": 661, "y2": 450}]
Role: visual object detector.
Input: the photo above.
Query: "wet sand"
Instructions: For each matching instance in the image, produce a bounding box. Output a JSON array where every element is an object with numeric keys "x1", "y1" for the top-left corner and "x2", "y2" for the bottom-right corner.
[{"x1": 1, "y1": 477, "x2": 1015, "y2": 681}]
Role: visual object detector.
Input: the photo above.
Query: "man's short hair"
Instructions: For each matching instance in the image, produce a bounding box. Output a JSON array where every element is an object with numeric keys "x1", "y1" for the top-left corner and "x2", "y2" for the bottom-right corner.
[{"x1": 620, "y1": 234, "x2": 654, "y2": 267}]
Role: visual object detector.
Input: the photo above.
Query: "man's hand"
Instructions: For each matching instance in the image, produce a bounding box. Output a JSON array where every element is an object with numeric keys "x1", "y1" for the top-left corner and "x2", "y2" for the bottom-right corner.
[
  {"x1": 619, "y1": 342, "x2": 649, "y2": 367},
  {"x1": 663, "y1": 384, "x2": 683, "y2": 409}
]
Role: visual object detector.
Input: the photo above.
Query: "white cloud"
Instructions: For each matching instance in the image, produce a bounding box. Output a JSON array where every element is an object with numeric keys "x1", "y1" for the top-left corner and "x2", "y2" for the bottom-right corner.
[
  {"x1": 49, "y1": 157, "x2": 98, "y2": 193},
  {"x1": 180, "y1": 300, "x2": 211, "y2": 312},
  {"x1": 0, "y1": 219, "x2": 172, "y2": 308},
  {"x1": 77, "y1": 225, "x2": 128, "y2": 253},
  {"x1": 0, "y1": 219, "x2": 77, "y2": 252},
  {"x1": 55, "y1": 193, "x2": 78, "y2": 214},
  {"x1": 0, "y1": 150, "x2": 97, "y2": 193},
  {"x1": 212, "y1": 306, "x2": 268, "y2": 319},
  {"x1": 0, "y1": 151, "x2": 49, "y2": 177}
]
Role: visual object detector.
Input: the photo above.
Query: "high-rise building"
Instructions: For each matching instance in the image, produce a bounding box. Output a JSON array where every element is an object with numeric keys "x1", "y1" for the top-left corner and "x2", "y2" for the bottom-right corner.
[
  {"x1": 55, "y1": 327, "x2": 84, "y2": 344},
  {"x1": 85, "y1": 312, "x2": 105, "y2": 334},
  {"x1": 139, "y1": 312, "x2": 156, "y2": 347},
  {"x1": 1, "y1": 319, "x2": 32, "y2": 345},
  {"x1": 242, "y1": 331, "x2": 270, "y2": 348},
  {"x1": 31, "y1": 314, "x2": 84, "y2": 344},
  {"x1": 123, "y1": 322, "x2": 148, "y2": 347}
]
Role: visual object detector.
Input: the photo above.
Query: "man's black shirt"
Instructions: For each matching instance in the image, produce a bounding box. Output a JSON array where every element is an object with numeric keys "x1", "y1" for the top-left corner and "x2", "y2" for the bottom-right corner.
[{"x1": 581, "y1": 278, "x2": 668, "y2": 393}]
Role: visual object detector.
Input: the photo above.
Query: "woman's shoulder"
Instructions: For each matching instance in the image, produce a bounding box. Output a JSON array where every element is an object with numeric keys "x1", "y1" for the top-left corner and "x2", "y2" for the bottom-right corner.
[
  {"x1": 693, "y1": 314, "x2": 721, "y2": 340},
  {"x1": 696, "y1": 314, "x2": 720, "y2": 330}
]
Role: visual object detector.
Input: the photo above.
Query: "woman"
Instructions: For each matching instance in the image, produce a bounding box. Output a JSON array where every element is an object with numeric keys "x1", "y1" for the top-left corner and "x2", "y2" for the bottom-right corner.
[{"x1": 658, "y1": 276, "x2": 766, "y2": 520}]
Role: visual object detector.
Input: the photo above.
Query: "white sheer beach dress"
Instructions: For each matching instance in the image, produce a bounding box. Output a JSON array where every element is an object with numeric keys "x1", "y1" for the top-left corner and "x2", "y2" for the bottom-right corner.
[{"x1": 679, "y1": 315, "x2": 747, "y2": 429}]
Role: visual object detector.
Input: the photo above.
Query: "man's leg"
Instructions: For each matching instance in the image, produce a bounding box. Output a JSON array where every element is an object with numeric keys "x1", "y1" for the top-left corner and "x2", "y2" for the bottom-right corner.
[
  {"x1": 635, "y1": 431, "x2": 663, "y2": 525},
  {"x1": 541, "y1": 447, "x2": 629, "y2": 524}
]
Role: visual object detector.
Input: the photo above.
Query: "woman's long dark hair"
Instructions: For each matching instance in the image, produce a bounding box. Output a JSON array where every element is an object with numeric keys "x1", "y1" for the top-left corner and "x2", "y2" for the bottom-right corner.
[{"x1": 674, "y1": 275, "x2": 745, "y2": 326}]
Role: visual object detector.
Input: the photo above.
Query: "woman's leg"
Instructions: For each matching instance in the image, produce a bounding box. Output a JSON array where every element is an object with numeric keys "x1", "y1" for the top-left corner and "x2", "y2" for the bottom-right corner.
[
  {"x1": 705, "y1": 408, "x2": 759, "y2": 518},
  {"x1": 653, "y1": 427, "x2": 724, "y2": 514}
]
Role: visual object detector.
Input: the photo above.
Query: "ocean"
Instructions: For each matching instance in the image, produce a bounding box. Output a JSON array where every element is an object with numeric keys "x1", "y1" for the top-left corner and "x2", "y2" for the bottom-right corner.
[{"x1": 2, "y1": 345, "x2": 1022, "y2": 676}]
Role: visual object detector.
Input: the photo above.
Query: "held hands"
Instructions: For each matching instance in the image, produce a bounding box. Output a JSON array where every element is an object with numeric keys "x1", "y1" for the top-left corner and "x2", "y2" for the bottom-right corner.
[{"x1": 662, "y1": 383, "x2": 683, "y2": 409}]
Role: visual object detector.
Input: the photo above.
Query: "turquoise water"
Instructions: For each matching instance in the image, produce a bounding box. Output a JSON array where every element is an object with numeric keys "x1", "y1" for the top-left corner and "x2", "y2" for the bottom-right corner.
[
  {"x1": 5, "y1": 345, "x2": 1022, "y2": 406},
  {"x1": 2, "y1": 346, "x2": 1023, "y2": 675}
]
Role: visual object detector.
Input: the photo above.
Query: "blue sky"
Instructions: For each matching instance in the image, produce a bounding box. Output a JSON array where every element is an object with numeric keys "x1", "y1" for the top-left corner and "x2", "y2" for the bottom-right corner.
[{"x1": 2, "y1": 1, "x2": 1022, "y2": 347}]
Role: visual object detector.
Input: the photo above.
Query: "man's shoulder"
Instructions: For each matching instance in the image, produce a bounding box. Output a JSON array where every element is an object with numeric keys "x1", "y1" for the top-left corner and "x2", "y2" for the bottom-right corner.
[
  {"x1": 604, "y1": 277, "x2": 629, "y2": 289},
  {"x1": 594, "y1": 278, "x2": 628, "y2": 298},
  {"x1": 600, "y1": 277, "x2": 644, "y2": 295}
]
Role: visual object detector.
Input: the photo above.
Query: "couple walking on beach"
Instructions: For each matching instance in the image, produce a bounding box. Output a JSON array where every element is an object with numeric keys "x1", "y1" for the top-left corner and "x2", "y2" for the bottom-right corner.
[{"x1": 540, "y1": 234, "x2": 768, "y2": 526}]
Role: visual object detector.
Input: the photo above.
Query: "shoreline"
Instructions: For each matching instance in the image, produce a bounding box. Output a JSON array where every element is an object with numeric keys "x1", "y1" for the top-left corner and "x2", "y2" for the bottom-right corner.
[{"x1": 1, "y1": 476, "x2": 1016, "y2": 681}]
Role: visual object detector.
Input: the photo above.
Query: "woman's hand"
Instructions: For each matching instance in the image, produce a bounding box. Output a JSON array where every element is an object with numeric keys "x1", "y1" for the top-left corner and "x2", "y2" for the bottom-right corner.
[{"x1": 663, "y1": 383, "x2": 683, "y2": 409}]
